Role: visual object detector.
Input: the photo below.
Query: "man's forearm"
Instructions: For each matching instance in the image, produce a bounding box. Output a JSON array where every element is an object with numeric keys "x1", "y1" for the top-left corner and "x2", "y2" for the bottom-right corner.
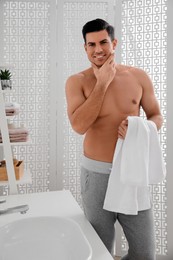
[
  {"x1": 148, "y1": 114, "x2": 163, "y2": 130},
  {"x1": 70, "y1": 82, "x2": 107, "y2": 134}
]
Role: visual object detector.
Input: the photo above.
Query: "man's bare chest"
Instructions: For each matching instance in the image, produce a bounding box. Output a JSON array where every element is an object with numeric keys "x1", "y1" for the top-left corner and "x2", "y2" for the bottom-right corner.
[{"x1": 83, "y1": 75, "x2": 142, "y2": 116}]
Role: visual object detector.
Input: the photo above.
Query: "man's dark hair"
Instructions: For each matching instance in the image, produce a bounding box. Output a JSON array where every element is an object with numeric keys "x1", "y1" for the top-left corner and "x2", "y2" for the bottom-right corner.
[{"x1": 82, "y1": 18, "x2": 115, "y2": 43}]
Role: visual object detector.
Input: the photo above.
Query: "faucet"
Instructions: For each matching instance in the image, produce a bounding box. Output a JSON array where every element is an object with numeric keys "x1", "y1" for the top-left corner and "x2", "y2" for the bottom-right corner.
[{"x1": 0, "y1": 199, "x2": 29, "y2": 215}]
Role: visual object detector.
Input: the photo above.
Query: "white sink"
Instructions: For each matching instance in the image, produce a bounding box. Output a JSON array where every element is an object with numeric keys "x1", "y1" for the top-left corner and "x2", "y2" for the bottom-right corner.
[{"x1": 0, "y1": 216, "x2": 92, "y2": 260}]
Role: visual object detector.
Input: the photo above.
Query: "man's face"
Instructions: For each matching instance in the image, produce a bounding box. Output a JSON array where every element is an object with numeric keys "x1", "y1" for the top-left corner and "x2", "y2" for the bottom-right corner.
[{"x1": 84, "y1": 29, "x2": 117, "y2": 67}]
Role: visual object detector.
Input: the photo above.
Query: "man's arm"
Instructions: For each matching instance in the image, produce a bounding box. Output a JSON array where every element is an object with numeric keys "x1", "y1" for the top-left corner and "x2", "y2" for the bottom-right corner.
[
  {"x1": 65, "y1": 54, "x2": 116, "y2": 134},
  {"x1": 139, "y1": 69, "x2": 163, "y2": 130}
]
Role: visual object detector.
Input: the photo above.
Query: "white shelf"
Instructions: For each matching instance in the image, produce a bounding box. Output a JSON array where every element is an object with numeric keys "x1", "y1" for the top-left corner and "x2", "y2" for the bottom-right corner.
[
  {"x1": 0, "y1": 64, "x2": 14, "y2": 69},
  {"x1": 0, "y1": 88, "x2": 32, "y2": 194},
  {"x1": 0, "y1": 169, "x2": 32, "y2": 186},
  {"x1": 0, "y1": 89, "x2": 12, "y2": 94},
  {"x1": 6, "y1": 116, "x2": 15, "y2": 119}
]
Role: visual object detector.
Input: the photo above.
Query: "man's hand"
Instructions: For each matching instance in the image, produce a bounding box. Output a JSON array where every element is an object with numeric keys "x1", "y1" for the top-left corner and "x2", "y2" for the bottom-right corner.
[
  {"x1": 118, "y1": 119, "x2": 128, "y2": 139},
  {"x1": 91, "y1": 53, "x2": 116, "y2": 88}
]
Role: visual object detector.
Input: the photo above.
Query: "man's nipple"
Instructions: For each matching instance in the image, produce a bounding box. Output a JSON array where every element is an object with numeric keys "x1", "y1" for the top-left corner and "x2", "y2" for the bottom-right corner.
[{"x1": 132, "y1": 99, "x2": 137, "y2": 105}]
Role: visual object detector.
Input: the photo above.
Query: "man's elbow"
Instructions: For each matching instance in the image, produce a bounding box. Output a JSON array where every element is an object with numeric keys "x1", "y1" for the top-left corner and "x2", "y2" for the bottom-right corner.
[
  {"x1": 160, "y1": 114, "x2": 164, "y2": 124},
  {"x1": 158, "y1": 114, "x2": 164, "y2": 130},
  {"x1": 72, "y1": 126, "x2": 86, "y2": 135},
  {"x1": 155, "y1": 114, "x2": 164, "y2": 130},
  {"x1": 70, "y1": 120, "x2": 87, "y2": 135}
]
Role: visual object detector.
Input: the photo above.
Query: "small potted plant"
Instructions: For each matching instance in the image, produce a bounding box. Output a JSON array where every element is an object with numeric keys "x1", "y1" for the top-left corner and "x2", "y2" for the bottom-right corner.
[{"x1": 0, "y1": 69, "x2": 12, "y2": 90}]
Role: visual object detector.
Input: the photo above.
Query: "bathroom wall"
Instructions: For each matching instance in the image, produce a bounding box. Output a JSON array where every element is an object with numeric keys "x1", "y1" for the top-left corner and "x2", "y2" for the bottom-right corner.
[
  {"x1": 55, "y1": 0, "x2": 169, "y2": 258},
  {"x1": 0, "y1": 0, "x2": 171, "y2": 258},
  {"x1": 120, "y1": 0, "x2": 167, "y2": 257},
  {"x1": 0, "y1": 0, "x2": 57, "y2": 194}
]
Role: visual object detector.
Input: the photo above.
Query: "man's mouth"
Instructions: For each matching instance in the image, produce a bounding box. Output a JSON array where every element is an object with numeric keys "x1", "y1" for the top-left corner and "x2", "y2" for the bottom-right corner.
[{"x1": 94, "y1": 55, "x2": 105, "y2": 59}]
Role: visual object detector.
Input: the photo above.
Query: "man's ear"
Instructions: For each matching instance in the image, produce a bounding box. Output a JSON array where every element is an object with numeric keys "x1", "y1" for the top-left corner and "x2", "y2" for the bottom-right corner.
[
  {"x1": 112, "y1": 39, "x2": 117, "y2": 50},
  {"x1": 84, "y1": 43, "x2": 87, "y2": 52}
]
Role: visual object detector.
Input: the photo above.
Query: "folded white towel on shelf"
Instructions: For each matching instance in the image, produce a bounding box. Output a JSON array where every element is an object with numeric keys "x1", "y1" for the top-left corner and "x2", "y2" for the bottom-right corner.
[
  {"x1": 0, "y1": 126, "x2": 29, "y2": 143},
  {"x1": 0, "y1": 128, "x2": 29, "y2": 136},
  {"x1": 8, "y1": 128, "x2": 29, "y2": 135},
  {"x1": 0, "y1": 136, "x2": 28, "y2": 142},
  {"x1": 103, "y1": 116, "x2": 166, "y2": 215},
  {"x1": 5, "y1": 102, "x2": 20, "y2": 116}
]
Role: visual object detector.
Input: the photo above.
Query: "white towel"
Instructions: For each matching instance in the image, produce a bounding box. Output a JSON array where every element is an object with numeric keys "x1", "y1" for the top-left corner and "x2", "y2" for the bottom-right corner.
[
  {"x1": 103, "y1": 116, "x2": 166, "y2": 215},
  {"x1": 5, "y1": 102, "x2": 20, "y2": 116}
]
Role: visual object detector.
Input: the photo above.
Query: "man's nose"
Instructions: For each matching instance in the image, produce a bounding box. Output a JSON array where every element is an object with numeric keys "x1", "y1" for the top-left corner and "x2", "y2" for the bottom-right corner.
[{"x1": 95, "y1": 44, "x2": 103, "y2": 53}]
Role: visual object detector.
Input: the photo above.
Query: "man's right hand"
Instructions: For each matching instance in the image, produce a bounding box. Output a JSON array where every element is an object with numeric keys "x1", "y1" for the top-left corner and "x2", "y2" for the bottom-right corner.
[{"x1": 91, "y1": 53, "x2": 117, "y2": 89}]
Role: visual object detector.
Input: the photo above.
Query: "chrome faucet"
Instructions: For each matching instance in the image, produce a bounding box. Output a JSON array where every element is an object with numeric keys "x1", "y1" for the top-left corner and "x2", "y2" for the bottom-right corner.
[{"x1": 0, "y1": 200, "x2": 29, "y2": 215}]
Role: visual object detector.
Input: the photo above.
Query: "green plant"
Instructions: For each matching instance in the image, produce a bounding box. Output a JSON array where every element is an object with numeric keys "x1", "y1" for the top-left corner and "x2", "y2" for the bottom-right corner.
[{"x1": 0, "y1": 69, "x2": 12, "y2": 80}]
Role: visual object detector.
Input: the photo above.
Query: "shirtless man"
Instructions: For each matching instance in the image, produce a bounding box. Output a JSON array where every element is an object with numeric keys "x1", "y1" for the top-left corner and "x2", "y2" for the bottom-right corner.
[{"x1": 65, "y1": 19, "x2": 163, "y2": 259}]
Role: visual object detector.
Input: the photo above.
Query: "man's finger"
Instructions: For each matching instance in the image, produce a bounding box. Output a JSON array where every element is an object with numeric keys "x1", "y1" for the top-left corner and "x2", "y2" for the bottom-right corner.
[{"x1": 104, "y1": 52, "x2": 115, "y2": 65}]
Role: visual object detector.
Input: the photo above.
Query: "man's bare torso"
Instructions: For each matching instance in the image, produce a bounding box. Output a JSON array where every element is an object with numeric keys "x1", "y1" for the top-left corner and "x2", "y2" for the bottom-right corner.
[{"x1": 81, "y1": 64, "x2": 142, "y2": 162}]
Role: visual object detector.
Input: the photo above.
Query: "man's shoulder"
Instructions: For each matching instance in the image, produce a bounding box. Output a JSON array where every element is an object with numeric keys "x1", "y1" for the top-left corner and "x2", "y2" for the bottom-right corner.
[
  {"x1": 117, "y1": 65, "x2": 150, "y2": 89},
  {"x1": 69, "y1": 68, "x2": 92, "y2": 78},
  {"x1": 67, "y1": 72, "x2": 83, "y2": 82},
  {"x1": 66, "y1": 68, "x2": 93, "y2": 91},
  {"x1": 118, "y1": 64, "x2": 146, "y2": 74},
  {"x1": 66, "y1": 68, "x2": 93, "y2": 86},
  {"x1": 121, "y1": 65, "x2": 150, "y2": 83}
]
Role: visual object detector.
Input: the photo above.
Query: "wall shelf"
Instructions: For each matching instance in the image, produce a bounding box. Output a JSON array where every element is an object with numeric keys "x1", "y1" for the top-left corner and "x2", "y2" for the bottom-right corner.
[{"x1": 0, "y1": 87, "x2": 31, "y2": 194}]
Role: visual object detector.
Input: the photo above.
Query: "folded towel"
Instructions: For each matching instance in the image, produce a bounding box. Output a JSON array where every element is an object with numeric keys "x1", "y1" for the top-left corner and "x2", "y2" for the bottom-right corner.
[
  {"x1": 5, "y1": 102, "x2": 20, "y2": 116},
  {"x1": 0, "y1": 128, "x2": 29, "y2": 135},
  {"x1": 0, "y1": 136, "x2": 28, "y2": 142},
  {"x1": 6, "y1": 110, "x2": 20, "y2": 116},
  {"x1": 103, "y1": 116, "x2": 166, "y2": 215},
  {"x1": 0, "y1": 127, "x2": 29, "y2": 143}
]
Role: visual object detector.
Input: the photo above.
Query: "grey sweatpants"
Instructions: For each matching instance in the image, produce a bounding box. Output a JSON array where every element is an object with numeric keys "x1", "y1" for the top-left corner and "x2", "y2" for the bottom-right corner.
[{"x1": 81, "y1": 157, "x2": 156, "y2": 260}]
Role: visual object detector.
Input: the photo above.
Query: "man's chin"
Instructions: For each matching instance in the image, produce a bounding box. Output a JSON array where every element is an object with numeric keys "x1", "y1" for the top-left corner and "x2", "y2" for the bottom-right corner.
[{"x1": 93, "y1": 61, "x2": 104, "y2": 68}]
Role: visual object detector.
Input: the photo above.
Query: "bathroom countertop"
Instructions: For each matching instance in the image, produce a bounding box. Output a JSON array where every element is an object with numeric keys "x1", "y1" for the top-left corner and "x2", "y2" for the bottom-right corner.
[{"x1": 0, "y1": 190, "x2": 114, "y2": 260}]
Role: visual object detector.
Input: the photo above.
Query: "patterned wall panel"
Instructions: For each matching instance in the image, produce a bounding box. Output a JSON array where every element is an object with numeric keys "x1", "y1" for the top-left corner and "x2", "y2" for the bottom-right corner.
[
  {"x1": 62, "y1": 2, "x2": 109, "y2": 204},
  {"x1": 1, "y1": 1, "x2": 51, "y2": 195},
  {"x1": 121, "y1": 0, "x2": 167, "y2": 256}
]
